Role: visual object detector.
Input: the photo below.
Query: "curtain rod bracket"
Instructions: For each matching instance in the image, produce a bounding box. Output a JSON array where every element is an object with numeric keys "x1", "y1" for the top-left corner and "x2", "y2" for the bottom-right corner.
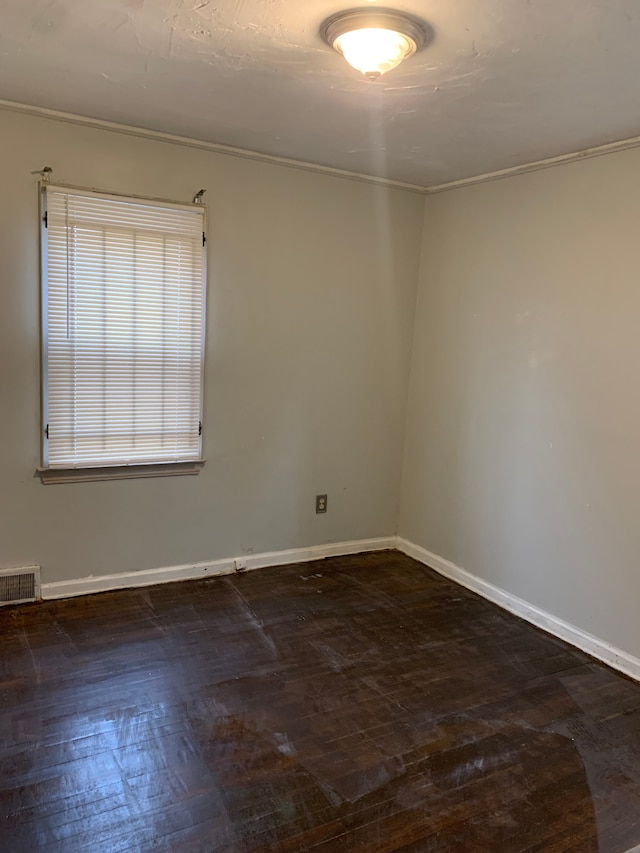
[{"x1": 32, "y1": 166, "x2": 53, "y2": 183}]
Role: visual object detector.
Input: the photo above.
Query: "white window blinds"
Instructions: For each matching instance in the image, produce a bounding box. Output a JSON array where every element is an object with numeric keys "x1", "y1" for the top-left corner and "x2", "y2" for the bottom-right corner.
[{"x1": 42, "y1": 186, "x2": 206, "y2": 469}]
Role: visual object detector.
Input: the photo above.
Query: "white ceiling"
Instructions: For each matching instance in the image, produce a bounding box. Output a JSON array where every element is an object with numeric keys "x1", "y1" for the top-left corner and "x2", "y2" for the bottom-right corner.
[{"x1": 2, "y1": 0, "x2": 640, "y2": 187}]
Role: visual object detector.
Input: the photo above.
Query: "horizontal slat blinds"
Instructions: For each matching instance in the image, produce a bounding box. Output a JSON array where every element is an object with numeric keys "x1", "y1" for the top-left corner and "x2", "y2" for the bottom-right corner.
[{"x1": 43, "y1": 187, "x2": 206, "y2": 469}]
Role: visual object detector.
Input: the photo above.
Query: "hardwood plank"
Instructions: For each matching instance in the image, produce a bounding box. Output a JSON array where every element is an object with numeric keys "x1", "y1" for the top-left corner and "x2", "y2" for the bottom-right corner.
[{"x1": 2, "y1": 551, "x2": 640, "y2": 851}]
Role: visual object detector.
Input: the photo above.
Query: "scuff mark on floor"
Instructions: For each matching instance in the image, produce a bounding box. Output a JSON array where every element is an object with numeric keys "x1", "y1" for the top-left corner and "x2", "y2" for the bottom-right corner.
[{"x1": 225, "y1": 579, "x2": 279, "y2": 658}]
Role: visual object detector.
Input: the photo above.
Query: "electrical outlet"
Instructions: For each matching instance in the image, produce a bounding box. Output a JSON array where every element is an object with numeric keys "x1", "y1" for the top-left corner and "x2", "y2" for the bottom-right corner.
[
  {"x1": 234, "y1": 557, "x2": 248, "y2": 572},
  {"x1": 316, "y1": 494, "x2": 328, "y2": 514}
]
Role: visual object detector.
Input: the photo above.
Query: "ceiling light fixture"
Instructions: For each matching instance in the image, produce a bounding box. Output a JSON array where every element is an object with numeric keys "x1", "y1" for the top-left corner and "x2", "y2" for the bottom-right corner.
[{"x1": 321, "y1": 8, "x2": 426, "y2": 80}]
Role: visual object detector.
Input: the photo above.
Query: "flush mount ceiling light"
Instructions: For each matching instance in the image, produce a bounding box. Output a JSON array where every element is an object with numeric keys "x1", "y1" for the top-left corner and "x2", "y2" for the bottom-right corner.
[{"x1": 321, "y1": 8, "x2": 427, "y2": 80}]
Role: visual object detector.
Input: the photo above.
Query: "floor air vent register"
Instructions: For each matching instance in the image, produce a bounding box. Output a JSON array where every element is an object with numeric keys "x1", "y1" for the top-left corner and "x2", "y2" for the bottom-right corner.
[{"x1": 0, "y1": 566, "x2": 41, "y2": 606}]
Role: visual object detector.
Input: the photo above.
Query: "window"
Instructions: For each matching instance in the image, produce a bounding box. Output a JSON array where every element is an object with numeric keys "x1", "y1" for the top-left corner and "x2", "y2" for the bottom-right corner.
[{"x1": 40, "y1": 185, "x2": 206, "y2": 482}]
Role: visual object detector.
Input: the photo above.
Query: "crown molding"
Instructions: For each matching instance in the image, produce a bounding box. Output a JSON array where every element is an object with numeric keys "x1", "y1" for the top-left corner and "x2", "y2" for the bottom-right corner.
[
  {"x1": 0, "y1": 98, "x2": 426, "y2": 194},
  {"x1": 425, "y1": 133, "x2": 640, "y2": 194},
  {"x1": 3, "y1": 98, "x2": 640, "y2": 196}
]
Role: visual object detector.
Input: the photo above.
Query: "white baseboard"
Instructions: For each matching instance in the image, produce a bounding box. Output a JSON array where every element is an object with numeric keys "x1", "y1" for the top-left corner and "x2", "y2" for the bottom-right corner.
[
  {"x1": 41, "y1": 536, "x2": 396, "y2": 601},
  {"x1": 397, "y1": 537, "x2": 640, "y2": 683},
  {"x1": 239, "y1": 536, "x2": 396, "y2": 572},
  {"x1": 41, "y1": 557, "x2": 235, "y2": 599},
  {"x1": 41, "y1": 532, "x2": 640, "y2": 683}
]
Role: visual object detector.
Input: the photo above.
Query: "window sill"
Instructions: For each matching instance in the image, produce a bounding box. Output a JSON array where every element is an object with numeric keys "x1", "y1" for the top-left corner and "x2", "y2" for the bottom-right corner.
[{"x1": 37, "y1": 460, "x2": 206, "y2": 484}]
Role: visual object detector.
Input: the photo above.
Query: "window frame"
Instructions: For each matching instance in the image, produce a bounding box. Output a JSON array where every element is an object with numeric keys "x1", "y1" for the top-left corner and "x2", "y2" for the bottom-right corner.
[{"x1": 38, "y1": 182, "x2": 208, "y2": 484}]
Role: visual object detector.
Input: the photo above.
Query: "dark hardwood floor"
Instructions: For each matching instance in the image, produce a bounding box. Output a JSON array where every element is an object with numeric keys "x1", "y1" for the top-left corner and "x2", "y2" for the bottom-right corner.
[{"x1": 3, "y1": 551, "x2": 640, "y2": 852}]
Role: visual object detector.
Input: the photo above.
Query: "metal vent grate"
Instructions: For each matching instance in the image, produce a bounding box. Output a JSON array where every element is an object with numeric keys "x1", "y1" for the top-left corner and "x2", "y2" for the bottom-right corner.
[{"x1": 0, "y1": 566, "x2": 41, "y2": 606}]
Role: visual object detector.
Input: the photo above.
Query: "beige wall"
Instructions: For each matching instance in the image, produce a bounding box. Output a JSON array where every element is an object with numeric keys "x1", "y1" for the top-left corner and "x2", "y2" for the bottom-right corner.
[
  {"x1": 0, "y1": 109, "x2": 423, "y2": 584},
  {"x1": 7, "y1": 105, "x2": 640, "y2": 660},
  {"x1": 400, "y1": 149, "x2": 640, "y2": 658}
]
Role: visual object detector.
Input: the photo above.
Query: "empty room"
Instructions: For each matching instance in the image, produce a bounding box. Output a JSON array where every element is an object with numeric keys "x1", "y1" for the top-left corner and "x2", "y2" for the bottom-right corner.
[{"x1": 3, "y1": 1, "x2": 640, "y2": 850}]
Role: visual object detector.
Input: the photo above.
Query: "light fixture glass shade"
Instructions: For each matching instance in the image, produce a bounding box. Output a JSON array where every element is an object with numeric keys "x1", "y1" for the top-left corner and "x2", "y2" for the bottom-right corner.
[
  {"x1": 334, "y1": 28, "x2": 414, "y2": 78},
  {"x1": 321, "y1": 9, "x2": 427, "y2": 79}
]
